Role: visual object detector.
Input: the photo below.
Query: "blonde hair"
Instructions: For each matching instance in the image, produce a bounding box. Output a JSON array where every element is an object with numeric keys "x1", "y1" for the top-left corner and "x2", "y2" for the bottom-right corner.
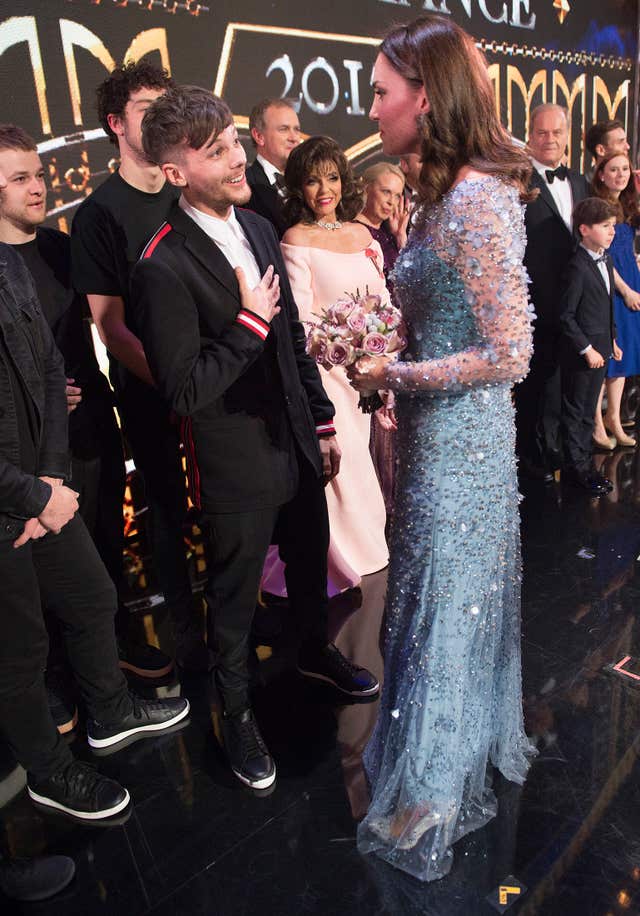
[{"x1": 361, "y1": 162, "x2": 406, "y2": 189}]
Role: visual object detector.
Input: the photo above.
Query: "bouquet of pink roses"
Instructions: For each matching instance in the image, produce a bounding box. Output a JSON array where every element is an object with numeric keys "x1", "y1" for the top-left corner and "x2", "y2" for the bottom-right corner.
[{"x1": 305, "y1": 289, "x2": 406, "y2": 413}]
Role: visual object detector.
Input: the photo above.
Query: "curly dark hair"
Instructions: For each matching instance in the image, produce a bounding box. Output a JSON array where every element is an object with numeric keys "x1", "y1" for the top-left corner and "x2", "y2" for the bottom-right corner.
[
  {"x1": 282, "y1": 136, "x2": 363, "y2": 227},
  {"x1": 96, "y1": 60, "x2": 174, "y2": 145},
  {"x1": 591, "y1": 153, "x2": 640, "y2": 229}
]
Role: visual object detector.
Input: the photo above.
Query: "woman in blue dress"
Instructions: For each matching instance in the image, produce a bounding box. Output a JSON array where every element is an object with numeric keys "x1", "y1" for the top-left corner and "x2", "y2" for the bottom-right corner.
[
  {"x1": 348, "y1": 14, "x2": 536, "y2": 881},
  {"x1": 592, "y1": 153, "x2": 640, "y2": 448}
]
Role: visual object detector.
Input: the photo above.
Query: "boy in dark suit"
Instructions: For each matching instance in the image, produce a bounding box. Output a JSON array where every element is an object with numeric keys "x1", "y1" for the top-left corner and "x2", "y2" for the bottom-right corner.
[
  {"x1": 559, "y1": 197, "x2": 622, "y2": 495},
  {"x1": 132, "y1": 87, "x2": 378, "y2": 792}
]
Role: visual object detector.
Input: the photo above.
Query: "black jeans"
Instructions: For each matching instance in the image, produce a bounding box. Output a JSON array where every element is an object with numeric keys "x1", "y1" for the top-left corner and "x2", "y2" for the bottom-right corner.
[
  {"x1": 204, "y1": 453, "x2": 330, "y2": 714},
  {"x1": 120, "y1": 392, "x2": 196, "y2": 637},
  {"x1": 0, "y1": 514, "x2": 131, "y2": 781}
]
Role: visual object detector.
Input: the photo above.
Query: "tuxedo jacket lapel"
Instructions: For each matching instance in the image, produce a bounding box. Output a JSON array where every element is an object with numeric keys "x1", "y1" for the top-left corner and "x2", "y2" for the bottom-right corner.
[
  {"x1": 169, "y1": 204, "x2": 240, "y2": 303},
  {"x1": 577, "y1": 246, "x2": 613, "y2": 300},
  {"x1": 531, "y1": 170, "x2": 563, "y2": 223}
]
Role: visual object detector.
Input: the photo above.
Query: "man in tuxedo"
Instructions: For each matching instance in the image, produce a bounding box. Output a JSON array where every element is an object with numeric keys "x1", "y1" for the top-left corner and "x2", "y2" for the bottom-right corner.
[
  {"x1": 245, "y1": 98, "x2": 301, "y2": 237},
  {"x1": 132, "y1": 87, "x2": 378, "y2": 792},
  {"x1": 516, "y1": 104, "x2": 590, "y2": 480}
]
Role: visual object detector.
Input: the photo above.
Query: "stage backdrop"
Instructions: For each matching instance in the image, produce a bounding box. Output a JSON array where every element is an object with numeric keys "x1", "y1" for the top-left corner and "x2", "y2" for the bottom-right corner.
[{"x1": 0, "y1": 0, "x2": 636, "y2": 230}]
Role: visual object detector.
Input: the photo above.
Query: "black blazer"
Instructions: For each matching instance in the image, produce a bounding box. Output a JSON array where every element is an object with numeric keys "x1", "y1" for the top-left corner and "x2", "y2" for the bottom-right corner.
[
  {"x1": 130, "y1": 203, "x2": 335, "y2": 514},
  {"x1": 246, "y1": 160, "x2": 288, "y2": 238},
  {"x1": 524, "y1": 168, "x2": 590, "y2": 329},
  {"x1": 559, "y1": 246, "x2": 616, "y2": 357}
]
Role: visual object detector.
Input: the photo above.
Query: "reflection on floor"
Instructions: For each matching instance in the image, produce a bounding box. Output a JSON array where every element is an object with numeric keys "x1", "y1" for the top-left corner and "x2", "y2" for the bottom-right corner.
[{"x1": 3, "y1": 444, "x2": 640, "y2": 915}]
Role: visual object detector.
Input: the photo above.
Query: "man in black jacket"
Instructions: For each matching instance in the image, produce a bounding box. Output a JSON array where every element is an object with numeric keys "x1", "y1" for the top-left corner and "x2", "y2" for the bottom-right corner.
[
  {"x1": 0, "y1": 237, "x2": 189, "y2": 821},
  {"x1": 133, "y1": 86, "x2": 378, "y2": 792},
  {"x1": 517, "y1": 104, "x2": 590, "y2": 481},
  {"x1": 245, "y1": 98, "x2": 301, "y2": 237}
]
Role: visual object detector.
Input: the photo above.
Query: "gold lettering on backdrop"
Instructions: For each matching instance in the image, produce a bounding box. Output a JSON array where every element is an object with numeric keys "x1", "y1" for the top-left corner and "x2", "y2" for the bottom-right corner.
[
  {"x1": 60, "y1": 20, "x2": 116, "y2": 127},
  {"x1": 0, "y1": 16, "x2": 51, "y2": 135},
  {"x1": 551, "y1": 71, "x2": 586, "y2": 167},
  {"x1": 592, "y1": 75, "x2": 629, "y2": 125},
  {"x1": 487, "y1": 63, "x2": 500, "y2": 115},
  {"x1": 124, "y1": 28, "x2": 171, "y2": 72},
  {"x1": 506, "y1": 65, "x2": 546, "y2": 134}
]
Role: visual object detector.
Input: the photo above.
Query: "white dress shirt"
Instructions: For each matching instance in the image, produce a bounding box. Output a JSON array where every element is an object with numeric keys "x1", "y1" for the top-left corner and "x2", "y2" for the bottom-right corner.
[
  {"x1": 179, "y1": 195, "x2": 262, "y2": 288},
  {"x1": 531, "y1": 157, "x2": 573, "y2": 229},
  {"x1": 256, "y1": 154, "x2": 286, "y2": 198}
]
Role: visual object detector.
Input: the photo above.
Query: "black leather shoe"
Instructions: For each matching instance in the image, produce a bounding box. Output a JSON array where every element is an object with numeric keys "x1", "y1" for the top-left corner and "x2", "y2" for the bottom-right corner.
[
  {"x1": 297, "y1": 643, "x2": 380, "y2": 697},
  {"x1": 87, "y1": 695, "x2": 190, "y2": 749},
  {"x1": 28, "y1": 761, "x2": 129, "y2": 820},
  {"x1": 565, "y1": 468, "x2": 608, "y2": 495},
  {"x1": 0, "y1": 854, "x2": 75, "y2": 901},
  {"x1": 221, "y1": 708, "x2": 275, "y2": 790}
]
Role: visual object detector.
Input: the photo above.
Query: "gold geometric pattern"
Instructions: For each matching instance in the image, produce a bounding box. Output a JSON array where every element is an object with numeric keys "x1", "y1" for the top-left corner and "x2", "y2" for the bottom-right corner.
[{"x1": 553, "y1": 0, "x2": 571, "y2": 24}]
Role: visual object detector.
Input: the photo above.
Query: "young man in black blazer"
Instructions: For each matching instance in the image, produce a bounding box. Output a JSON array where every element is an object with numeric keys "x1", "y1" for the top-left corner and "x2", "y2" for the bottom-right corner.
[
  {"x1": 245, "y1": 98, "x2": 301, "y2": 238},
  {"x1": 132, "y1": 87, "x2": 378, "y2": 791},
  {"x1": 559, "y1": 198, "x2": 622, "y2": 495}
]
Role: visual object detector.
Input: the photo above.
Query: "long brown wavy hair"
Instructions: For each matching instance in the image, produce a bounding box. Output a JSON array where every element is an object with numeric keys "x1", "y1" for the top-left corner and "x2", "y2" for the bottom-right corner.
[
  {"x1": 379, "y1": 15, "x2": 535, "y2": 207},
  {"x1": 282, "y1": 136, "x2": 363, "y2": 227},
  {"x1": 591, "y1": 153, "x2": 640, "y2": 228}
]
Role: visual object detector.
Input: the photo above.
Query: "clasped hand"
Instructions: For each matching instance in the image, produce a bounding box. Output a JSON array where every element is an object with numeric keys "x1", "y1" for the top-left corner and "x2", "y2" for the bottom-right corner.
[{"x1": 13, "y1": 477, "x2": 79, "y2": 548}]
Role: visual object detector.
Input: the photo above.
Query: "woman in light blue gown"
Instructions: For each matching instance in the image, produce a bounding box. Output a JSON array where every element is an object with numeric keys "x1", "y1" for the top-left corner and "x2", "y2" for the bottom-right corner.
[{"x1": 348, "y1": 14, "x2": 536, "y2": 881}]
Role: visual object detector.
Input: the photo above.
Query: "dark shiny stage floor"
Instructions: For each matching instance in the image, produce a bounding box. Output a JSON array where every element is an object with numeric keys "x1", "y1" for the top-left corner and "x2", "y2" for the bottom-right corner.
[{"x1": 3, "y1": 444, "x2": 640, "y2": 915}]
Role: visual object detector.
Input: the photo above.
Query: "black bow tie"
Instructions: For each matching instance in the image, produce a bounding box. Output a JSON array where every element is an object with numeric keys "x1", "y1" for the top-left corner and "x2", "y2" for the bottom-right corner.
[
  {"x1": 595, "y1": 254, "x2": 607, "y2": 264},
  {"x1": 545, "y1": 165, "x2": 568, "y2": 184}
]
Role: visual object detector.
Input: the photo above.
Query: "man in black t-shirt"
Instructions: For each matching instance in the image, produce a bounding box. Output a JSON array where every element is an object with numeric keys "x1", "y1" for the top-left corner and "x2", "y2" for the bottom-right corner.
[
  {"x1": 70, "y1": 62, "x2": 207, "y2": 672},
  {"x1": 0, "y1": 124, "x2": 173, "y2": 682}
]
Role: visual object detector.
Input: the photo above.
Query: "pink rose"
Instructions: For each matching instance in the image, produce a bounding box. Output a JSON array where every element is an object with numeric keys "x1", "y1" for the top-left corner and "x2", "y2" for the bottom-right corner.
[
  {"x1": 360, "y1": 294, "x2": 382, "y2": 314},
  {"x1": 327, "y1": 299, "x2": 355, "y2": 324},
  {"x1": 346, "y1": 307, "x2": 366, "y2": 334},
  {"x1": 306, "y1": 327, "x2": 328, "y2": 360},
  {"x1": 326, "y1": 340, "x2": 355, "y2": 367},
  {"x1": 362, "y1": 332, "x2": 387, "y2": 357}
]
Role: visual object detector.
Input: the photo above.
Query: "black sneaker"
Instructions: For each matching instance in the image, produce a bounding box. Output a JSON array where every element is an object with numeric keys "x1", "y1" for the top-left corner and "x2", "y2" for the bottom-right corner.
[
  {"x1": 0, "y1": 854, "x2": 76, "y2": 902},
  {"x1": 297, "y1": 643, "x2": 380, "y2": 697},
  {"x1": 117, "y1": 639, "x2": 174, "y2": 679},
  {"x1": 87, "y1": 695, "x2": 190, "y2": 749},
  {"x1": 221, "y1": 708, "x2": 276, "y2": 790},
  {"x1": 27, "y1": 761, "x2": 130, "y2": 820},
  {"x1": 46, "y1": 684, "x2": 78, "y2": 735}
]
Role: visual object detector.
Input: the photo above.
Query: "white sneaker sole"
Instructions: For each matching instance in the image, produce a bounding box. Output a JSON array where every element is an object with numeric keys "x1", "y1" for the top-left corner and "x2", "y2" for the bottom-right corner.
[
  {"x1": 87, "y1": 700, "x2": 190, "y2": 748},
  {"x1": 297, "y1": 668, "x2": 380, "y2": 697},
  {"x1": 28, "y1": 786, "x2": 131, "y2": 820},
  {"x1": 230, "y1": 764, "x2": 276, "y2": 791}
]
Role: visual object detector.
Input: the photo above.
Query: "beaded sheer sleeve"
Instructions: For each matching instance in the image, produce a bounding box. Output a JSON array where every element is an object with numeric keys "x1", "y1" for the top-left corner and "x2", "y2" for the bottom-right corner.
[{"x1": 383, "y1": 178, "x2": 534, "y2": 395}]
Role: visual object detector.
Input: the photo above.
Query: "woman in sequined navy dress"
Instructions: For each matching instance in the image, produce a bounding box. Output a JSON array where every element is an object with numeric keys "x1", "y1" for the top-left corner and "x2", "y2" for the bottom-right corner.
[{"x1": 348, "y1": 15, "x2": 537, "y2": 881}]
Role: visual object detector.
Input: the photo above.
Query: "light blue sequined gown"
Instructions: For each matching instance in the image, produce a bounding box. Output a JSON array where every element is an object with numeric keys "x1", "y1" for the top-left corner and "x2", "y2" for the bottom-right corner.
[{"x1": 357, "y1": 177, "x2": 536, "y2": 882}]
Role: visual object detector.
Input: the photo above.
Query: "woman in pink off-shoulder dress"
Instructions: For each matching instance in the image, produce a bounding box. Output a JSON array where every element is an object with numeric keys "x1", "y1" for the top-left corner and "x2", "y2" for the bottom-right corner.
[{"x1": 262, "y1": 136, "x2": 389, "y2": 597}]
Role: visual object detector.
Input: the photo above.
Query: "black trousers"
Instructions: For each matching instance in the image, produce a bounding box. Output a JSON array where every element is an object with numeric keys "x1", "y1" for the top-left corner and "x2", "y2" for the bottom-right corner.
[
  {"x1": 0, "y1": 514, "x2": 131, "y2": 781},
  {"x1": 515, "y1": 325, "x2": 562, "y2": 471},
  {"x1": 561, "y1": 346, "x2": 608, "y2": 473},
  {"x1": 204, "y1": 453, "x2": 329, "y2": 714},
  {"x1": 69, "y1": 400, "x2": 127, "y2": 632},
  {"x1": 120, "y1": 392, "x2": 196, "y2": 636}
]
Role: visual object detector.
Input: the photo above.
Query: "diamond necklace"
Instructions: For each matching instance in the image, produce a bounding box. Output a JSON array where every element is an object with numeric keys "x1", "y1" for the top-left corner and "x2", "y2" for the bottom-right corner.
[{"x1": 315, "y1": 219, "x2": 343, "y2": 231}]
